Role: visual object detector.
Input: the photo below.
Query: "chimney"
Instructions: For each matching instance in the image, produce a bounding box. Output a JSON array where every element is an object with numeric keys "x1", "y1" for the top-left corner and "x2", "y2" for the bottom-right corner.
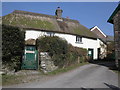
[{"x1": 55, "y1": 7, "x2": 63, "y2": 18}]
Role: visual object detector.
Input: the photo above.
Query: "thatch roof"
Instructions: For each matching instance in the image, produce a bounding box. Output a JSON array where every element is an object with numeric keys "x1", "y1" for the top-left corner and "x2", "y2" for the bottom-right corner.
[
  {"x1": 2, "y1": 10, "x2": 97, "y2": 39},
  {"x1": 25, "y1": 39, "x2": 36, "y2": 45}
]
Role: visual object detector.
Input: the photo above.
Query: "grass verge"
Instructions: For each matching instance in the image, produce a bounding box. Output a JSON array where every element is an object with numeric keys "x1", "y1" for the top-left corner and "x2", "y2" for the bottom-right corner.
[
  {"x1": 46, "y1": 62, "x2": 89, "y2": 75},
  {"x1": 112, "y1": 70, "x2": 120, "y2": 74},
  {"x1": 2, "y1": 73, "x2": 42, "y2": 86},
  {"x1": 2, "y1": 74, "x2": 25, "y2": 86}
]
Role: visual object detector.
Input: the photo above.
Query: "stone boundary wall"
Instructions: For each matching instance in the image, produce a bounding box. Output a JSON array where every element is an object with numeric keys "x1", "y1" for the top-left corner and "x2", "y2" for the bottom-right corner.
[{"x1": 40, "y1": 52, "x2": 58, "y2": 73}]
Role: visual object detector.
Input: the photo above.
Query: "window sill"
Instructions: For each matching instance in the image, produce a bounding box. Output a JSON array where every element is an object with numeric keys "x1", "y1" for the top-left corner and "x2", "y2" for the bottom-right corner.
[{"x1": 75, "y1": 42, "x2": 83, "y2": 44}]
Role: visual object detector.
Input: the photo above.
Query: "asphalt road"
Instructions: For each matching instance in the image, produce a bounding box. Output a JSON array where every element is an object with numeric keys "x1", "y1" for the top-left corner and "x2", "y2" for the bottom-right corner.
[{"x1": 3, "y1": 64, "x2": 119, "y2": 88}]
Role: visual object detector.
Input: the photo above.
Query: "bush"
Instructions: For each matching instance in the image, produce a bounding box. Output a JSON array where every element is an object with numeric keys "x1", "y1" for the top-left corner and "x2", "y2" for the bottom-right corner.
[
  {"x1": 106, "y1": 41, "x2": 115, "y2": 60},
  {"x1": 37, "y1": 36, "x2": 68, "y2": 67},
  {"x1": 2, "y1": 24, "x2": 25, "y2": 71},
  {"x1": 67, "y1": 44, "x2": 87, "y2": 65},
  {"x1": 37, "y1": 36, "x2": 68, "y2": 56},
  {"x1": 37, "y1": 36, "x2": 87, "y2": 68}
]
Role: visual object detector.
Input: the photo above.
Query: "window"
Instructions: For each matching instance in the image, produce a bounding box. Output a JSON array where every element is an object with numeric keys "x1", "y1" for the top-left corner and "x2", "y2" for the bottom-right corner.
[
  {"x1": 46, "y1": 32, "x2": 55, "y2": 37},
  {"x1": 76, "y1": 36, "x2": 82, "y2": 43}
]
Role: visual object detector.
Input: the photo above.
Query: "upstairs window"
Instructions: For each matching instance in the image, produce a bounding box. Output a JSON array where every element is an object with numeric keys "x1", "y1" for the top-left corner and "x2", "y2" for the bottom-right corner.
[
  {"x1": 46, "y1": 32, "x2": 55, "y2": 37},
  {"x1": 76, "y1": 36, "x2": 82, "y2": 43}
]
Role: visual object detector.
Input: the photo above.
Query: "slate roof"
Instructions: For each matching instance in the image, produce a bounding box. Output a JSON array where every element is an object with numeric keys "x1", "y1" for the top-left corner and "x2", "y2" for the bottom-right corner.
[
  {"x1": 2, "y1": 10, "x2": 97, "y2": 39},
  {"x1": 25, "y1": 39, "x2": 36, "y2": 45},
  {"x1": 106, "y1": 35, "x2": 114, "y2": 42}
]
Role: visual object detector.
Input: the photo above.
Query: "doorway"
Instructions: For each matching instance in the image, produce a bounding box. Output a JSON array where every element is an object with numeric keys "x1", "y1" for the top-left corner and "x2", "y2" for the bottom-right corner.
[
  {"x1": 21, "y1": 46, "x2": 38, "y2": 69},
  {"x1": 88, "y1": 48, "x2": 94, "y2": 60}
]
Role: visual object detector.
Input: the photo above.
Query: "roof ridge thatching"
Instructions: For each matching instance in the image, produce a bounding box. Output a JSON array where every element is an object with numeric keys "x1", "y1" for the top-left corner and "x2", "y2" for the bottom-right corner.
[
  {"x1": 2, "y1": 10, "x2": 97, "y2": 39},
  {"x1": 12, "y1": 10, "x2": 79, "y2": 23}
]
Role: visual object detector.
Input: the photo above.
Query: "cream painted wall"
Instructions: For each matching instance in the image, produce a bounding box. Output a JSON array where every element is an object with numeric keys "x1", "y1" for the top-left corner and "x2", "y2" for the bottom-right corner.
[
  {"x1": 25, "y1": 30, "x2": 107, "y2": 59},
  {"x1": 97, "y1": 39, "x2": 107, "y2": 59}
]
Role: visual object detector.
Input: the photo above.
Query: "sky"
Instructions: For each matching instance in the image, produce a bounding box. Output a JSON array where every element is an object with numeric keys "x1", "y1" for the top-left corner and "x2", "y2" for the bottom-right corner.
[{"x1": 2, "y1": 2, "x2": 119, "y2": 36}]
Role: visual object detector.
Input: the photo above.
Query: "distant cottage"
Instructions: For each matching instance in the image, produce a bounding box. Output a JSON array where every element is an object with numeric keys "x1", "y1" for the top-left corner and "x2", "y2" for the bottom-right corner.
[{"x1": 2, "y1": 7, "x2": 107, "y2": 69}]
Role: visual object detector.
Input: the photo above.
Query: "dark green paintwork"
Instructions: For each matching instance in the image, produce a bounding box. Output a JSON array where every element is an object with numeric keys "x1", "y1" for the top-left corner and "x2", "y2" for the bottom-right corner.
[
  {"x1": 21, "y1": 46, "x2": 38, "y2": 70},
  {"x1": 88, "y1": 48, "x2": 94, "y2": 60}
]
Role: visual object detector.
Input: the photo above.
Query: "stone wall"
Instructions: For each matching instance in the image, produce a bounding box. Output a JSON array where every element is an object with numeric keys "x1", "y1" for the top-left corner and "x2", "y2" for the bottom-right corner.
[
  {"x1": 40, "y1": 52, "x2": 58, "y2": 73},
  {"x1": 113, "y1": 10, "x2": 120, "y2": 69}
]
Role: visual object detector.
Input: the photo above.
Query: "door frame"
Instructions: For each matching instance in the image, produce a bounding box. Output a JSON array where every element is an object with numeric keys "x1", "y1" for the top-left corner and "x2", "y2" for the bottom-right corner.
[
  {"x1": 88, "y1": 48, "x2": 94, "y2": 60},
  {"x1": 21, "y1": 45, "x2": 38, "y2": 70}
]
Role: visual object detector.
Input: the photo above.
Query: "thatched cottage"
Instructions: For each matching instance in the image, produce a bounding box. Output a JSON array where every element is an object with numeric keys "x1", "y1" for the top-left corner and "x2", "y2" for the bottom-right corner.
[{"x1": 2, "y1": 7, "x2": 107, "y2": 69}]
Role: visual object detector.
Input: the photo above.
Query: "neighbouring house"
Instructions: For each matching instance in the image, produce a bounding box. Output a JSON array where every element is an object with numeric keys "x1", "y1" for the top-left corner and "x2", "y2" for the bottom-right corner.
[
  {"x1": 90, "y1": 26, "x2": 107, "y2": 59},
  {"x1": 106, "y1": 35, "x2": 114, "y2": 44},
  {"x1": 90, "y1": 26, "x2": 107, "y2": 42},
  {"x1": 90, "y1": 26, "x2": 114, "y2": 59},
  {"x1": 90, "y1": 26, "x2": 114, "y2": 43},
  {"x1": 107, "y1": 3, "x2": 120, "y2": 69},
  {"x1": 2, "y1": 7, "x2": 107, "y2": 70}
]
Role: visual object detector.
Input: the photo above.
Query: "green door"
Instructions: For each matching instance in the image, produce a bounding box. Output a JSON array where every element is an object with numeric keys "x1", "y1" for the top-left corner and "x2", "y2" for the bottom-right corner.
[
  {"x1": 88, "y1": 48, "x2": 94, "y2": 60},
  {"x1": 21, "y1": 46, "x2": 38, "y2": 69}
]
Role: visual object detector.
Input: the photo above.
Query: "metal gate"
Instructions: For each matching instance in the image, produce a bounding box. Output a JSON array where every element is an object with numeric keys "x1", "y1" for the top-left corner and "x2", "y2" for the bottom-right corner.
[{"x1": 21, "y1": 46, "x2": 38, "y2": 69}]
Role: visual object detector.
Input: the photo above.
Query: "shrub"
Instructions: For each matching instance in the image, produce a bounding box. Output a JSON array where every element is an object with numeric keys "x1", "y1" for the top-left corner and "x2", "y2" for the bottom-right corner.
[
  {"x1": 37, "y1": 36, "x2": 68, "y2": 67},
  {"x1": 37, "y1": 36, "x2": 87, "y2": 68},
  {"x1": 106, "y1": 41, "x2": 115, "y2": 60},
  {"x1": 37, "y1": 36, "x2": 68, "y2": 56},
  {"x1": 2, "y1": 24, "x2": 25, "y2": 71},
  {"x1": 67, "y1": 44, "x2": 87, "y2": 65}
]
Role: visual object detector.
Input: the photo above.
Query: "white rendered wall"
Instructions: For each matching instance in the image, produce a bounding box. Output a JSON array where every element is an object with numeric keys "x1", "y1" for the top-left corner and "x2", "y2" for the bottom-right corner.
[
  {"x1": 55, "y1": 33, "x2": 98, "y2": 59},
  {"x1": 25, "y1": 30, "x2": 46, "y2": 40},
  {"x1": 25, "y1": 30, "x2": 106, "y2": 59},
  {"x1": 97, "y1": 39, "x2": 107, "y2": 59}
]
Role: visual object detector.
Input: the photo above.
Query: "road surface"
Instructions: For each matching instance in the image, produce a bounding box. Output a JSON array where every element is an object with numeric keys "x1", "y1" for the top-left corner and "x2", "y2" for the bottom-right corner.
[{"x1": 3, "y1": 64, "x2": 119, "y2": 88}]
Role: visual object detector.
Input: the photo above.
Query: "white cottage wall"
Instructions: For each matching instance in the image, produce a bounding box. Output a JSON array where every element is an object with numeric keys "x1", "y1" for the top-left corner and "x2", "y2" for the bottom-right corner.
[
  {"x1": 25, "y1": 30, "x2": 106, "y2": 59},
  {"x1": 97, "y1": 39, "x2": 107, "y2": 59},
  {"x1": 55, "y1": 33, "x2": 98, "y2": 59}
]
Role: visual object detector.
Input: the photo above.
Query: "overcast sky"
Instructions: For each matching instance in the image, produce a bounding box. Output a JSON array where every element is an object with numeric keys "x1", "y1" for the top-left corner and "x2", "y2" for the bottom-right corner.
[{"x1": 2, "y1": 2, "x2": 119, "y2": 36}]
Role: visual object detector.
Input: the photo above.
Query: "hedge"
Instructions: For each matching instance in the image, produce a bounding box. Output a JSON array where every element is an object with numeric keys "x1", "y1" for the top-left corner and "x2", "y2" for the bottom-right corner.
[
  {"x1": 37, "y1": 36, "x2": 87, "y2": 68},
  {"x1": 2, "y1": 24, "x2": 25, "y2": 71}
]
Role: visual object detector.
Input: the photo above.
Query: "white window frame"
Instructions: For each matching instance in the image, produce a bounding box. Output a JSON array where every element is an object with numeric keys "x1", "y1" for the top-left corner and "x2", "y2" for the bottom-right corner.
[
  {"x1": 46, "y1": 32, "x2": 55, "y2": 37},
  {"x1": 76, "y1": 36, "x2": 83, "y2": 44}
]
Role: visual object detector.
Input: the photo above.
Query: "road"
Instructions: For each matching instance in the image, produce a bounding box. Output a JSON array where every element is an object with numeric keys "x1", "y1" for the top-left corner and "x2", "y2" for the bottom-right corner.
[{"x1": 3, "y1": 64, "x2": 119, "y2": 88}]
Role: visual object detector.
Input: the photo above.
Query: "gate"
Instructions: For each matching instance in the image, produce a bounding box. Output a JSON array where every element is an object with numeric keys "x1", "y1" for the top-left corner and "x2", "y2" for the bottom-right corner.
[{"x1": 21, "y1": 46, "x2": 38, "y2": 69}]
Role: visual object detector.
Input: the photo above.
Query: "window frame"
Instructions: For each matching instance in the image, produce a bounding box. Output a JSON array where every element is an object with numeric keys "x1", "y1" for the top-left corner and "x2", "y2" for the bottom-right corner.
[
  {"x1": 46, "y1": 32, "x2": 55, "y2": 37},
  {"x1": 76, "y1": 36, "x2": 83, "y2": 44}
]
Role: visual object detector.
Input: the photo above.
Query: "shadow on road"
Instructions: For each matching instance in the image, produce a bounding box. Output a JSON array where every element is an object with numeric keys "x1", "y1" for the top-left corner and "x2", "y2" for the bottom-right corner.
[
  {"x1": 81, "y1": 87, "x2": 94, "y2": 90},
  {"x1": 104, "y1": 82, "x2": 120, "y2": 90},
  {"x1": 88, "y1": 60, "x2": 118, "y2": 71}
]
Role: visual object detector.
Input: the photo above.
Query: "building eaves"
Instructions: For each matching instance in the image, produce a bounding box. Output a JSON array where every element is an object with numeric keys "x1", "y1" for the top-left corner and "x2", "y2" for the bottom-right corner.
[{"x1": 107, "y1": 4, "x2": 120, "y2": 24}]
